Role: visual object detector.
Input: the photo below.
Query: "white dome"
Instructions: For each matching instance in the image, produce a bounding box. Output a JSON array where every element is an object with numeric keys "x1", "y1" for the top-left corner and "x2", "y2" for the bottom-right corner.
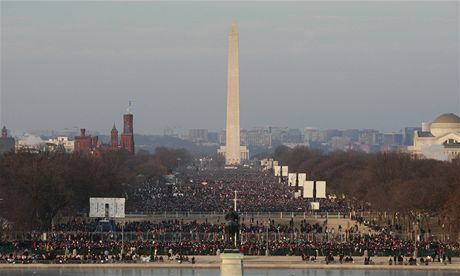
[
  {"x1": 432, "y1": 113, "x2": 460, "y2": 124},
  {"x1": 430, "y1": 113, "x2": 460, "y2": 137}
]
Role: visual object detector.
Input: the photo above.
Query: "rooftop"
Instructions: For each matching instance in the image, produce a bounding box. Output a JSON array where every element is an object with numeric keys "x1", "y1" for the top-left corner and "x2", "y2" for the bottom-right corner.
[{"x1": 432, "y1": 113, "x2": 460, "y2": 124}]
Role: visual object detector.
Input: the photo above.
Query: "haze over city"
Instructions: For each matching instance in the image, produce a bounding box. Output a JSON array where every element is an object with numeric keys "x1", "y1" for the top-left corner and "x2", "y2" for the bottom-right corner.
[{"x1": 1, "y1": 1, "x2": 459, "y2": 134}]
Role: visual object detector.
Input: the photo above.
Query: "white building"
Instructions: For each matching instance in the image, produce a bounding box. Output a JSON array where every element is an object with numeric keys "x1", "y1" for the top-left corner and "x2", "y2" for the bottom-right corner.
[
  {"x1": 408, "y1": 113, "x2": 460, "y2": 161},
  {"x1": 47, "y1": 136, "x2": 74, "y2": 153}
]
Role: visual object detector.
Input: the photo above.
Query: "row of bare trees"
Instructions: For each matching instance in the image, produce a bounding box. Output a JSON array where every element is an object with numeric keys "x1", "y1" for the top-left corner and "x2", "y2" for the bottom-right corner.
[
  {"x1": 0, "y1": 147, "x2": 192, "y2": 232},
  {"x1": 274, "y1": 146, "x2": 460, "y2": 239}
]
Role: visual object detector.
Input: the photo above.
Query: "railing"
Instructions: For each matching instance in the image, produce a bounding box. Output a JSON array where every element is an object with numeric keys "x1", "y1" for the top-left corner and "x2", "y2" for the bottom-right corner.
[
  {"x1": 6, "y1": 231, "x2": 376, "y2": 243},
  {"x1": 124, "y1": 211, "x2": 352, "y2": 220},
  {"x1": 2, "y1": 230, "x2": 459, "y2": 258}
]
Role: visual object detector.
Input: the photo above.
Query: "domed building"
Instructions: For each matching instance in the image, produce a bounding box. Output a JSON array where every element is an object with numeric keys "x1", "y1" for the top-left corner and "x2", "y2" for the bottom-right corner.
[{"x1": 408, "y1": 113, "x2": 460, "y2": 161}]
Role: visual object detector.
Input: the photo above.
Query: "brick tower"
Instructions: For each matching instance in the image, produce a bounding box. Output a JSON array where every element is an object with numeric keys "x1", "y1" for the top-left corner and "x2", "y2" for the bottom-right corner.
[
  {"x1": 74, "y1": 128, "x2": 92, "y2": 154},
  {"x1": 120, "y1": 102, "x2": 135, "y2": 154},
  {"x1": 111, "y1": 123, "x2": 119, "y2": 149}
]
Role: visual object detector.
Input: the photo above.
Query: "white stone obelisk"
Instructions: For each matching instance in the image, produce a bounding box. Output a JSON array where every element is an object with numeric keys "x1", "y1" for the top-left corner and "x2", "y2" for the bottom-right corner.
[
  {"x1": 218, "y1": 22, "x2": 249, "y2": 165},
  {"x1": 225, "y1": 22, "x2": 241, "y2": 165}
]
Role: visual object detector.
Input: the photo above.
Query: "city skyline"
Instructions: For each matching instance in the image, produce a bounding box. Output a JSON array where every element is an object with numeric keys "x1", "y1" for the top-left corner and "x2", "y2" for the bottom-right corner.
[
  {"x1": 3, "y1": 109, "x2": 458, "y2": 136},
  {"x1": 1, "y1": 1, "x2": 459, "y2": 134}
]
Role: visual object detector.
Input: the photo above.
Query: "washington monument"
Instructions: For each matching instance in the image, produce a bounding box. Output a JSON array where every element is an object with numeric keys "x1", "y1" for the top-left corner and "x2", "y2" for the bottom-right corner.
[{"x1": 218, "y1": 22, "x2": 249, "y2": 165}]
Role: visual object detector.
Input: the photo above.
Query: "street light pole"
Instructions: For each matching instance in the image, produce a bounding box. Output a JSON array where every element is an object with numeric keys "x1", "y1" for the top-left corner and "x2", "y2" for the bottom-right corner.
[
  {"x1": 266, "y1": 219, "x2": 269, "y2": 256},
  {"x1": 413, "y1": 218, "x2": 419, "y2": 259},
  {"x1": 121, "y1": 222, "x2": 124, "y2": 256},
  {"x1": 234, "y1": 190, "x2": 238, "y2": 248}
]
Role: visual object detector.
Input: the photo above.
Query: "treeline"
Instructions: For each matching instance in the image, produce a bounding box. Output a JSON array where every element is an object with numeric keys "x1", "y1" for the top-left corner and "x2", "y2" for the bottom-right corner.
[
  {"x1": 0, "y1": 147, "x2": 192, "y2": 231},
  {"x1": 274, "y1": 146, "x2": 460, "y2": 238}
]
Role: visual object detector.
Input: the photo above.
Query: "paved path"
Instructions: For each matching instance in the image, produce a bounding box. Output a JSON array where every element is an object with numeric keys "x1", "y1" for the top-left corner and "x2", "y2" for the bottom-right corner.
[{"x1": 0, "y1": 256, "x2": 459, "y2": 271}]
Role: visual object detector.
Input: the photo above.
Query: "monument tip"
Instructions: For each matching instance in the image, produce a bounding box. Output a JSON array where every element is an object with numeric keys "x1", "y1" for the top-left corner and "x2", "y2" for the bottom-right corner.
[{"x1": 230, "y1": 21, "x2": 237, "y2": 31}]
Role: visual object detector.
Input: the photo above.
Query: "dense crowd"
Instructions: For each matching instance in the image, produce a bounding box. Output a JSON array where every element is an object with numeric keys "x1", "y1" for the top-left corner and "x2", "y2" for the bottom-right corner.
[
  {"x1": 127, "y1": 169, "x2": 350, "y2": 213},
  {"x1": 1, "y1": 230, "x2": 458, "y2": 264},
  {"x1": 52, "y1": 219, "x2": 327, "y2": 235},
  {"x1": 1, "y1": 216, "x2": 458, "y2": 264},
  {"x1": 2, "y1": 168, "x2": 458, "y2": 265}
]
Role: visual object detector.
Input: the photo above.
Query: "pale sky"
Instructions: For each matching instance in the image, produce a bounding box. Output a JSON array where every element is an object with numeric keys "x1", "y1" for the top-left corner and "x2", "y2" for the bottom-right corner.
[{"x1": 1, "y1": 1, "x2": 459, "y2": 134}]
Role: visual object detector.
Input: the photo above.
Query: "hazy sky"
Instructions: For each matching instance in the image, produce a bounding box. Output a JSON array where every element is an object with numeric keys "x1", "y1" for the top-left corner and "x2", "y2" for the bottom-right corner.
[{"x1": 1, "y1": 1, "x2": 459, "y2": 134}]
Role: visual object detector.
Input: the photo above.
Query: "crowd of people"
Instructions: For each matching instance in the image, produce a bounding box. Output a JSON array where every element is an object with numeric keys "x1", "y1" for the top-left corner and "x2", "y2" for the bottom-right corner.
[
  {"x1": 127, "y1": 169, "x2": 350, "y2": 213},
  {"x1": 0, "y1": 229, "x2": 458, "y2": 264},
  {"x1": 52, "y1": 219, "x2": 328, "y2": 235},
  {"x1": 1, "y1": 168, "x2": 458, "y2": 265},
  {"x1": 2, "y1": 214, "x2": 460, "y2": 264}
]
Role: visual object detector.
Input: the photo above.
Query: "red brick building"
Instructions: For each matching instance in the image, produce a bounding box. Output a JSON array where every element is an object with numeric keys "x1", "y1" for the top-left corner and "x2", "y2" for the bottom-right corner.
[
  {"x1": 111, "y1": 123, "x2": 119, "y2": 150},
  {"x1": 74, "y1": 103, "x2": 134, "y2": 155},
  {"x1": 74, "y1": 128, "x2": 96, "y2": 154},
  {"x1": 120, "y1": 113, "x2": 134, "y2": 154}
]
